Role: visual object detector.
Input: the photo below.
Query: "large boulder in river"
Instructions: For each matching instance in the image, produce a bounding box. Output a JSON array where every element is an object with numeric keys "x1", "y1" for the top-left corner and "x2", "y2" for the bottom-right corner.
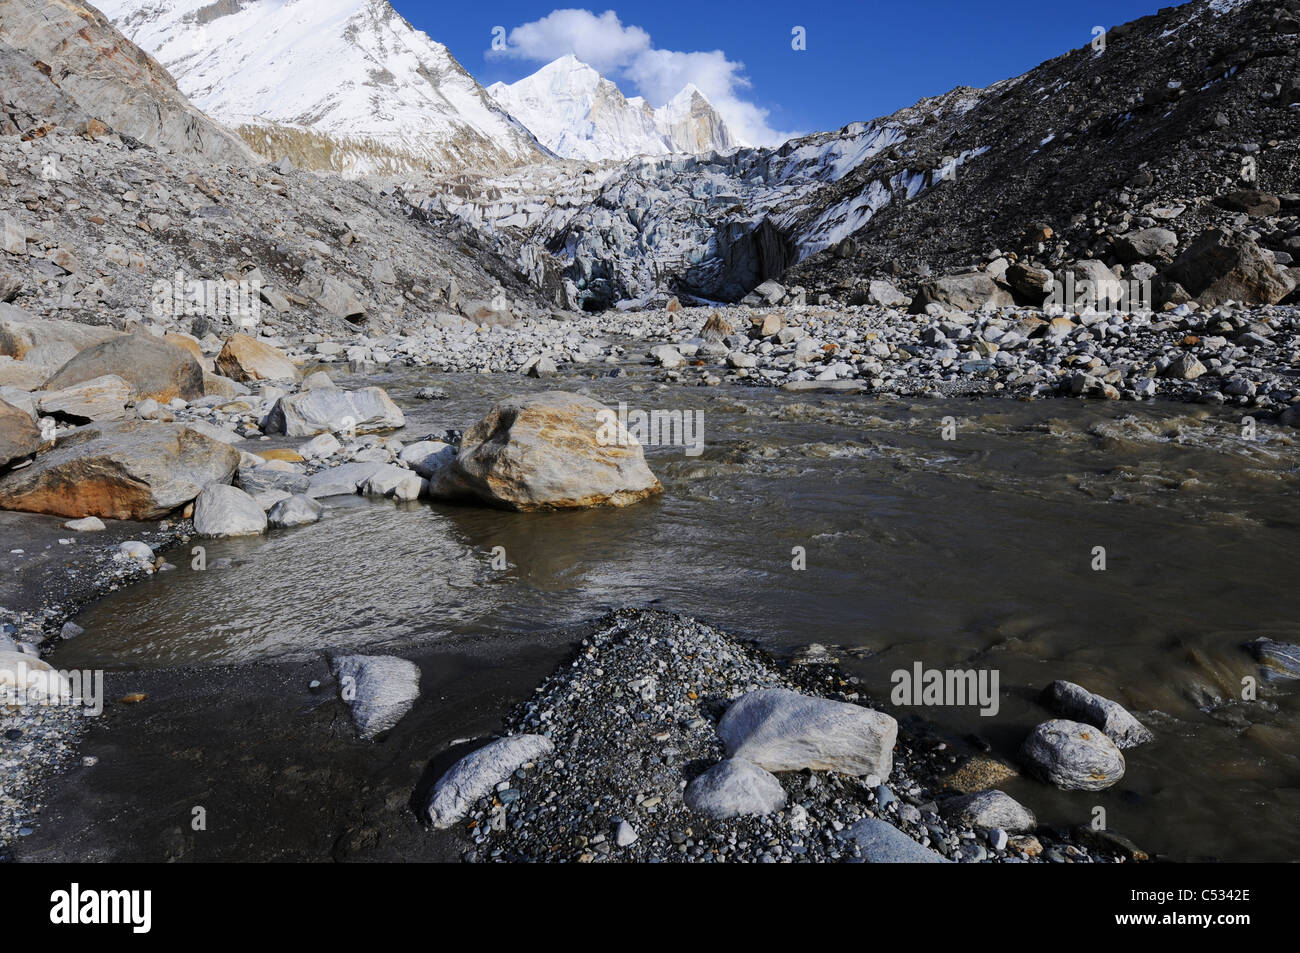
[
  {"x1": 1041, "y1": 680, "x2": 1152, "y2": 749},
  {"x1": 1020, "y1": 719, "x2": 1125, "y2": 791},
  {"x1": 1163, "y1": 228, "x2": 1296, "y2": 307},
  {"x1": 192, "y1": 484, "x2": 267, "y2": 538},
  {"x1": 0, "y1": 421, "x2": 240, "y2": 520},
  {"x1": 717, "y1": 688, "x2": 897, "y2": 778},
  {"x1": 425, "y1": 734, "x2": 555, "y2": 829},
  {"x1": 0, "y1": 305, "x2": 120, "y2": 360},
  {"x1": 214, "y1": 334, "x2": 298, "y2": 382},
  {"x1": 428, "y1": 392, "x2": 662, "y2": 511},
  {"x1": 42, "y1": 333, "x2": 204, "y2": 402},
  {"x1": 910, "y1": 272, "x2": 1013, "y2": 313},
  {"x1": 264, "y1": 387, "x2": 404, "y2": 437},
  {"x1": 0, "y1": 397, "x2": 43, "y2": 470}
]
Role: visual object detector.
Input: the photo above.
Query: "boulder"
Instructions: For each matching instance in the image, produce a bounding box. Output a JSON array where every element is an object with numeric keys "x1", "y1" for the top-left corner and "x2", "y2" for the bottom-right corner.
[
  {"x1": 684, "y1": 758, "x2": 787, "y2": 819},
  {"x1": 911, "y1": 273, "x2": 1013, "y2": 312},
  {"x1": 425, "y1": 734, "x2": 555, "y2": 829},
  {"x1": 215, "y1": 334, "x2": 298, "y2": 382},
  {"x1": 1247, "y1": 638, "x2": 1300, "y2": 679},
  {"x1": 648, "y1": 344, "x2": 686, "y2": 368},
  {"x1": 1020, "y1": 719, "x2": 1125, "y2": 791},
  {"x1": 330, "y1": 655, "x2": 420, "y2": 741},
  {"x1": 0, "y1": 397, "x2": 43, "y2": 470},
  {"x1": 192, "y1": 484, "x2": 267, "y2": 538},
  {"x1": 163, "y1": 333, "x2": 203, "y2": 361},
  {"x1": 0, "y1": 306, "x2": 120, "y2": 360},
  {"x1": 203, "y1": 373, "x2": 250, "y2": 399},
  {"x1": 299, "y1": 274, "x2": 365, "y2": 321},
  {"x1": 236, "y1": 466, "x2": 310, "y2": 497},
  {"x1": 427, "y1": 392, "x2": 662, "y2": 511},
  {"x1": 1113, "y1": 227, "x2": 1178, "y2": 265},
  {"x1": 717, "y1": 688, "x2": 897, "y2": 778},
  {"x1": 267, "y1": 494, "x2": 323, "y2": 528},
  {"x1": 1163, "y1": 229, "x2": 1296, "y2": 307},
  {"x1": 306, "y1": 461, "x2": 384, "y2": 498},
  {"x1": 397, "y1": 440, "x2": 454, "y2": 479},
  {"x1": 0, "y1": 421, "x2": 240, "y2": 520},
  {"x1": 1213, "y1": 190, "x2": 1281, "y2": 217},
  {"x1": 1042, "y1": 680, "x2": 1153, "y2": 749},
  {"x1": 1005, "y1": 263, "x2": 1055, "y2": 301},
  {"x1": 0, "y1": 356, "x2": 47, "y2": 389},
  {"x1": 37, "y1": 374, "x2": 133, "y2": 422},
  {"x1": 939, "y1": 790, "x2": 1036, "y2": 832},
  {"x1": 361, "y1": 464, "x2": 422, "y2": 501},
  {"x1": 42, "y1": 333, "x2": 204, "y2": 402},
  {"x1": 264, "y1": 387, "x2": 404, "y2": 437},
  {"x1": 840, "y1": 818, "x2": 951, "y2": 864},
  {"x1": 866, "y1": 279, "x2": 909, "y2": 308}
]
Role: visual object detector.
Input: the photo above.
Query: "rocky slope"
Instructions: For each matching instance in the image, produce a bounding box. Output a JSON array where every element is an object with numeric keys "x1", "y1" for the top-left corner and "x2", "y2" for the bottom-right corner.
[
  {"x1": 0, "y1": 0, "x2": 253, "y2": 163},
  {"x1": 487, "y1": 55, "x2": 737, "y2": 162},
  {"x1": 783, "y1": 0, "x2": 1300, "y2": 305},
  {"x1": 98, "y1": 0, "x2": 551, "y2": 176}
]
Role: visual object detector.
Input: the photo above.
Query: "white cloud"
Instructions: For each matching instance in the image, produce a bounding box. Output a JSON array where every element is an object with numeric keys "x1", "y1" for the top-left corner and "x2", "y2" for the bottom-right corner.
[
  {"x1": 493, "y1": 9, "x2": 650, "y2": 75},
  {"x1": 488, "y1": 8, "x2": 795, "y2": 148}
]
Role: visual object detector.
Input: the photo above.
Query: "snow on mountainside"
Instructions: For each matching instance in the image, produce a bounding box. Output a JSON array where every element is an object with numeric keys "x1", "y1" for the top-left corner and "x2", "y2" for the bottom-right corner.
[
  {"x1": 488, "y1": 55, "x2": 738, "y2": 162},
  {"x1": 97, "y1": 0, "x2": 551, "y2": 176}
]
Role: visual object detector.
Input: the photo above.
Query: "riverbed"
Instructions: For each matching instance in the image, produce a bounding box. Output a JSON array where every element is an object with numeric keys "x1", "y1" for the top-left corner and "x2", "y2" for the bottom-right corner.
[{"x1": 45, "y1": 360, "x2": 1300, "y2": 862}]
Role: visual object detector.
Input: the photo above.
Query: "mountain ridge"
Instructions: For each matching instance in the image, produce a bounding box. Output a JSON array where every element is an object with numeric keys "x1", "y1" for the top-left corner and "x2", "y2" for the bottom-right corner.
[{"x1": 487, "y1": 54, "x2": 738, "y2": 162}]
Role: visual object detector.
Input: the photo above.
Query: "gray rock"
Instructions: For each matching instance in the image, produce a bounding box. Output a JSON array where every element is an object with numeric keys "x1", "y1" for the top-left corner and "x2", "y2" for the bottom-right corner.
[
  {"x1": 361, "y1": 464, "x2": 422, "y2": 501},
  {"x1": 397, "y1": 440, "x2": 454, "y2": 479},
  {"x1": 684, "y1": 758, "x2": 787, "y2": 819},
  {"x1": 37, "y1": 374, "x2": 133, "y2": 422},
  {"x1": 264, "y1": 387, "x2": 404, "y2": 437},
  {"x1": 841, "y1": 818, "x2": 951, "y2": 863},
  {"x1": 1020, "y1": 719, "x2": 1125, "y2": 791},
  {"x1": 939, "y1": 790, "x2": 1036, "y2": 833},
  {"x1": 425, "y1": 734, "x2": 555, "y2": 829},
  {"x1": 717, "y1": 688, "x2": 897, "y2": 778},
  {"x1": 1113, "y1": 227, "x2": 1178, "y2": 264},
  {"x1": 236, "y1": 466, "x2": 309, "y2": 496},
  {"x1": 1042, "y1": 680, "x2": 1153, "y2": 749},
  {"x1": 912, "y1": 273, "x2": 1014, "y2": 313},
  {"x1": 330, "y1": 655, "x2": 420, "y2": 741},
  {"x1": 306, "y1": 461, "x2": 384, "y2": 498},
  {"x1": 648, "y1": 344, "x2": 686, "y2": 368},
  {"x1": 192, "y1": 484, "x2": 267, "y2": 538},
  {"x1": 267, "y1": 494, "x2": 323, "y2": 528},
  {"x1": 614, "y1": 820, "x2": 639, "y2": 847},
  {"x1": 1247, "y1": 639, "x2": 1300, "y2": 679}
]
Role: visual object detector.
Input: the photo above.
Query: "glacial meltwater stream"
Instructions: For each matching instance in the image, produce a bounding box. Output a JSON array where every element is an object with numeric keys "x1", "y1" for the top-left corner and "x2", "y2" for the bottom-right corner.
[{"x1": 53, "y1": 362, "x2": 1300, "y2": 862}]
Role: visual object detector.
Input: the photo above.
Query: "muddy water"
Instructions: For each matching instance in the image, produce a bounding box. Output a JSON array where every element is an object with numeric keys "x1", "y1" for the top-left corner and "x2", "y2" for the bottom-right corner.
[{"x1": 54, "y1": 362, "x2": 1300, "y2": 862}]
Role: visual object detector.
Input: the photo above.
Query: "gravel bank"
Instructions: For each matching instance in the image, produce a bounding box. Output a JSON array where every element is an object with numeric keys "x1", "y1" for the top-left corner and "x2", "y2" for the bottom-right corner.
[{"x1": 456, "y1": 608, "x2": 1143, "y2": 864}]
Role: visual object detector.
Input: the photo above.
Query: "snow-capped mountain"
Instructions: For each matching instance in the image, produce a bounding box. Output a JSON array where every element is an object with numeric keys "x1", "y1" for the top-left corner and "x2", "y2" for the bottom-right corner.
[
  {"x1": 487, "y1": 55, "x2": 738, "y2": 162},
  {"x1": 96, "y1": 0, "x2": 551, "y2": 176}
]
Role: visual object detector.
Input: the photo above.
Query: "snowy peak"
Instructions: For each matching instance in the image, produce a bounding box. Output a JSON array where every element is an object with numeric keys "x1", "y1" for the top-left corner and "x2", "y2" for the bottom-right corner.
[
  {"x1": 97, "y1": 0, "x2": 550, "y2": 176},
  {"x1": 489, "y1": 57, "x2": 738, "y2": 162}
]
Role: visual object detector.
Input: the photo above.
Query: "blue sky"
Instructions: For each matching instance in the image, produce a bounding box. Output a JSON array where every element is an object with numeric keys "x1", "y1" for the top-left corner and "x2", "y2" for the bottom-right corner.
[{"x1": 394, "y1": 0, "x2": 1170, "y2": 145}]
